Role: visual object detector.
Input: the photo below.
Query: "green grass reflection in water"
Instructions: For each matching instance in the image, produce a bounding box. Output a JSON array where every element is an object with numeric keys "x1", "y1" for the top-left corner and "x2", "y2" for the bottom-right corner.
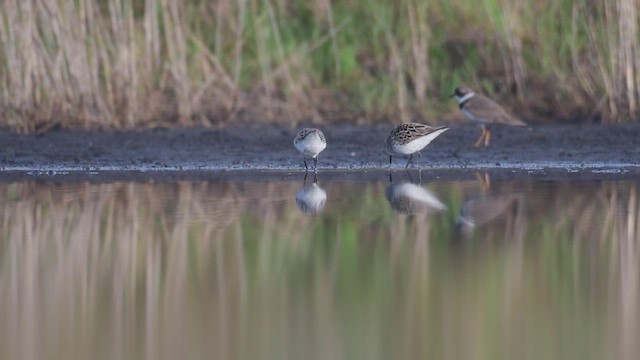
[{"x1": 0, "y1": 178, "x2": 638, "y2": 360}]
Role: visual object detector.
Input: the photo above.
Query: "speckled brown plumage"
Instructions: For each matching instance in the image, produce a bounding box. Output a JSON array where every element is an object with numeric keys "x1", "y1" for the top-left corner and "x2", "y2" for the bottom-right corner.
[
  {"x1": 385, "y1": 123, "x2": 449, "y2": 168},
  {"x1": 386, "y1": 123, "x2": 449, "y2": 146}
]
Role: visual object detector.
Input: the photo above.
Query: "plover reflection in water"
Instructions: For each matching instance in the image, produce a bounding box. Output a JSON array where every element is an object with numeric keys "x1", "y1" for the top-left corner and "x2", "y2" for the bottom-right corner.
[
  {"x1": 294, "y1": 128, "x2": 326, "y2": 171},
  {"x1": 456, "y1": 194, "x2": 523, "y2": 233},
  {"x1": 386, "y1": 123, "x2": 449, "y2": 168}
]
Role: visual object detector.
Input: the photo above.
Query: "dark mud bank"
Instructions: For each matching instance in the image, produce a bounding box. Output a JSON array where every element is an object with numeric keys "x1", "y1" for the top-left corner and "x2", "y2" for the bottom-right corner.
[{"x1": 0, "y1": 123, "x2": 639, "y2": 181}]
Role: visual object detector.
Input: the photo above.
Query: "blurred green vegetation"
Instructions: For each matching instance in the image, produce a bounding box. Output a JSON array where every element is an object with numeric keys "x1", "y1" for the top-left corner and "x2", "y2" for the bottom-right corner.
[{"x1": 0, "y1": 0, "x2": 639, "y2": 131}]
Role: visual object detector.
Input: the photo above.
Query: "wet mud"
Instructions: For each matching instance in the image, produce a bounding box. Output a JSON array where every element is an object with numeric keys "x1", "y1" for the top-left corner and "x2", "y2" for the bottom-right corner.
[{"x1": 0, "y1": 123, "x2": 638, "y2": 182}]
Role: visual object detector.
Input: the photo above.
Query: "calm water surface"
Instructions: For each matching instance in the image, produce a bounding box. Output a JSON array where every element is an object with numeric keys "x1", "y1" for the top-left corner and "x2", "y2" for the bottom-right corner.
[{"x1": 0, "y1": 174, "x2": 639, "y2": 359}]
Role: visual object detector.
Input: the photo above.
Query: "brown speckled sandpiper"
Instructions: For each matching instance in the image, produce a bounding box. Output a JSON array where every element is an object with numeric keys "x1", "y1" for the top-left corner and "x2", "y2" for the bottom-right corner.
[{"x1": 385, "y1": 123, "x2": 449, "y2": 168}]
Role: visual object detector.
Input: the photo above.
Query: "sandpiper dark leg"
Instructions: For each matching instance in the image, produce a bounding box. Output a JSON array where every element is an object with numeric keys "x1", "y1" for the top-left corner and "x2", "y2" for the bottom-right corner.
[
  {"x1": 405, "y1": 154, "x2": 413, "y2": 168},
  {"x1": 313, "y1": 157, "x2": 318, "y2": 172},
  {"x1": 303, "y1": 158, "x2": 308, "y2": 170},
  {"x1": 406, "y1": 169, "x2": 414, "y2": 183},
  {"x1": 389, "y1": 155, "x2": 392, "y2": 167}
]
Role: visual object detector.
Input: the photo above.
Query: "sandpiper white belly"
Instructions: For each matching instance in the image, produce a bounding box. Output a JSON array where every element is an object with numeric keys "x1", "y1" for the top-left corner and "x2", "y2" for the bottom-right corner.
[
  {"x1": 294, "y1": 132, "x2": 326, "y2": 158},
  {"x1": 388, "y1": 129, "x2": 447, "y2": 156}
]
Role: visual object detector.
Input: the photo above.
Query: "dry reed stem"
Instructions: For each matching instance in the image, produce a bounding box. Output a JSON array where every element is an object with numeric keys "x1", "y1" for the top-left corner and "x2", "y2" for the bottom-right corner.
[
  {"x1": 406, "y1": 0, "x2": 430, "y2": 107},
  {"x1": 388, "y1": 35, "x2": 410, "y2": 123},
  {"x1": 616, "y1": 0, "x2": 640, "y2": 118}
]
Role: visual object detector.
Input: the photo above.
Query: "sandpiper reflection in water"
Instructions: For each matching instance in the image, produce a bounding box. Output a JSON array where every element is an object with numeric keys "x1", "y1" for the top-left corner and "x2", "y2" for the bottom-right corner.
[
  {"x1": 385, "y1": 172, "x2": 447, "y2": 215},
  {"x1": 295, "y1": 174, "x2": 327, "y2": 213}
]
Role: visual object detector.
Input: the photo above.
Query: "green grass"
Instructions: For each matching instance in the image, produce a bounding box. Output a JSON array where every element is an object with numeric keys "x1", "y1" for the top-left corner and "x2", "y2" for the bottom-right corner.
[{"x1": 0, "y1": 0, "x2": 639, "y2": 132}]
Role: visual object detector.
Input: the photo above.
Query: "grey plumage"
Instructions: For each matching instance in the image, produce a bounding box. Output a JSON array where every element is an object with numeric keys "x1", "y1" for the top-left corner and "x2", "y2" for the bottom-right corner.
[{"x1": 294, "y1": 128, "x2": 326, "y2": 144}]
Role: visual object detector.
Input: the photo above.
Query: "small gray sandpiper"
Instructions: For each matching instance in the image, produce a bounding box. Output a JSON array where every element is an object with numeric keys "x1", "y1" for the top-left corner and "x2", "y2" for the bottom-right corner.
[{"x1": 294, "y1": 128, "x2": 327, "y2": 171}]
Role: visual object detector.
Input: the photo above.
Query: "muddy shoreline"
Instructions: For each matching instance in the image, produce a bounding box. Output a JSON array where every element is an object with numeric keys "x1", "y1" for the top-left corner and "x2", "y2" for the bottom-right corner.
[{"x1": 0, "y1": 123, "x2": 639, "y2": 182}]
